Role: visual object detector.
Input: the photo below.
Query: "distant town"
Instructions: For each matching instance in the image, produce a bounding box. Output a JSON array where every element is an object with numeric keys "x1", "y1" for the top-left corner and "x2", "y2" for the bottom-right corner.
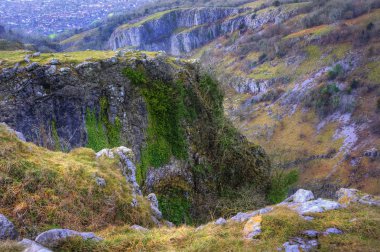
[{"x1": 0, "y1": 0, "x2": 155, "y2": 36}]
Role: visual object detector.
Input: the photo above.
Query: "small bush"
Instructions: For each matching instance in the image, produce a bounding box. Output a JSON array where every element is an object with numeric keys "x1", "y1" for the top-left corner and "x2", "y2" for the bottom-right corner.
[
  {"x1": 267, "y1": 169, "x2": 299, "y2": 204},
  {"x1": 327, "y1": 64, "x2": 344, "y2": 80}
]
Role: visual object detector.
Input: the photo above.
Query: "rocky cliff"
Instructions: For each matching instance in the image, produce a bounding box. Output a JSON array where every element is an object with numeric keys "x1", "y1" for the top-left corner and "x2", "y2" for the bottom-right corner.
[
  {"x1": 0, "y1": 51, "x2": 270, "y2": 224},
  {"x1": 108, "y1": 5, "x2": 301, "y2": 55}
]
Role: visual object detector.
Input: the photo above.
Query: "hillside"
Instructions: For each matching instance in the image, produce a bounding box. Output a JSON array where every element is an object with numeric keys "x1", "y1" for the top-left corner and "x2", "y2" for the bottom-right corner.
[
  {"x1": 196, "y1": 0, "x2": 380, "y2": 197},
  {"x1": 1, "y1": 0, "x2": 380, "y2": 251},
  {"x1": 59, "y1": 0, "x2": 380, "y2": 197},
  {"x1": 1, "y1": 126, "x2": 379, "y2": 251},
  {"x1": 0, "y1": 51, "x2": 271, "y2": 227}
]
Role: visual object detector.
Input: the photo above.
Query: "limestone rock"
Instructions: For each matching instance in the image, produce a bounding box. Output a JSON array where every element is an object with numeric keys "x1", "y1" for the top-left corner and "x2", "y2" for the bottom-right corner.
[
  {"x1": 0, "y1": 123, "x2": 26, "y2": 141},
  {"x1": 243, "y1": 215, "x2": 262, "y2": 239},
  {"x1": 49, "y1": 59, "x2": 60, "y2": 65},
  {"x1": 230, "y1": 207, "x2": 273, "y2": 223},
  {"x1": 324, "y1": 228, "x2": 343, "y2": 235},
  {"x1": 130, "y1": 225, "x2": 149, "y2": 232},
  {"x1": 291, "y1": 198, "x2": 341, "y2": 215},
  {"x1": 282, "y1": 237, "x2": 318, "y2": 252},
  {"x1": 32, "y1": 52, "x2": 41, "y2": 57},
  {"x1": 280, "y1": 189, "x2": 341, "y2": 215},
  {"x1": 147, "y1": 193, "x2": 163, "y2": 220},
  {"x1": 0, "y1": 214, "x2": 18, "y2": 240},
  {"x1": 96, "y1": 147, "x2": 141, "y2": 196},
  {"x1": 26, "y1": 62, "x2": 39, "y2": 71},
  {"x1": 214, "y1": 218, "x2": 227, "y2": 226},
  {"x1": 35, "y1": 229, "x2": 102, "y2": 248},
  {"x1": 292, "y1": 189, "x2": 315, "y2": 203},
  {"x1": 95, "y1": 177, "x2": 106, "y2": 187},
  {"x1": 302, "y1": 230, "x2": 319, "y2": 238},
  {"x1": 336, "y1": 188, "x2": 380, "y2": 207},
  {"x1": 18, "y1": 239, "x2": 52, "y2": 252},
  {"x1": 45, "y1": 65, "x2": 56, "y2": 75}
]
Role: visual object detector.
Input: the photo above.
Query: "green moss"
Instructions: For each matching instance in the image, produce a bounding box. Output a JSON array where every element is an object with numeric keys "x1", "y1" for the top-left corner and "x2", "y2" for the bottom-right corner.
[
  {"x1": 123, "y1": 67, "x2": 189, "y2": 184},
  {"x1": 85, "y1": 97, "x2": 121, "y2": 152},
  {"x1": 158, "y1": 188, "x2": 192, "y2": 225}
]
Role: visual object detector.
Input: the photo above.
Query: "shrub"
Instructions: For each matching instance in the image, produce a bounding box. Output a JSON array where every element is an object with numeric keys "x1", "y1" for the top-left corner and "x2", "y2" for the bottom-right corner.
[
  {"x1": 327, "y1": 64, "x2": 343, "y2": 80},
  {"x1": 267, "y1": 169, "x2": 299, "y2": 204}
]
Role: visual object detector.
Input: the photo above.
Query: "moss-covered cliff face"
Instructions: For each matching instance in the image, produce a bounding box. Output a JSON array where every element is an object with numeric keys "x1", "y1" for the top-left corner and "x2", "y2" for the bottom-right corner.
[{"x1": 0, "y1": 51, "x2": 270, "y2": 224}]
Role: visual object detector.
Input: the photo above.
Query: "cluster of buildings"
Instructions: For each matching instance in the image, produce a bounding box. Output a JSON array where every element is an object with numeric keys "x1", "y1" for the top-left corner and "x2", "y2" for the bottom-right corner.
[{"x1": 0, "y1": 0, "x2": 155, "y2": 36}]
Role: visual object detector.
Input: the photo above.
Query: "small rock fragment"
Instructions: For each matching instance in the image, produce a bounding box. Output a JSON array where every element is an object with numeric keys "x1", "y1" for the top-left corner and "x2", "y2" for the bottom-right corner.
[
  {"x1": 214, "y1": 218, "x2": 227, "y2": 226},
  {"x1": 324, "y1": 228, "x2": 343, "y2": 235},
  {"x1": 130, "y1": 225, "x2": 148, "y2": 232}
]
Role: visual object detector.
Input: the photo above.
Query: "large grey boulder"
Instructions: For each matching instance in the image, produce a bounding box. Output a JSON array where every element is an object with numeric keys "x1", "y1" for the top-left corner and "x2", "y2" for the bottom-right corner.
[
  {"x1": 336, "y1": 188, "x2": 380, "y2": 207},
  {"x1": 19, "y1": 239, "x2": 52, "y2": 252},
  {"x1": 280, "y1": 189, "x2": 341, "y2": 215},
  {"x1": 292, "y1": 189, "x2": 315, "y2": 203},
  {"x1": 0, "y1": 214, "x2": 18, "y2": 240},
  {"x1": 35, "y1": 229, "x2": 102, "y2": 248}
]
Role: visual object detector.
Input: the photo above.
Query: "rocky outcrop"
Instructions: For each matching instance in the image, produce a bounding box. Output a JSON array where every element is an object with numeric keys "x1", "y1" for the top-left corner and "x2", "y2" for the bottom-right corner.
[
  {"x1": 109, "y1": 8, "x2": 242, "y2": 55},
  {"x1": 18, "y1": 239, "x2": 52, "y2": 252},
  {"x1": 0, "y1": 214, "x2": 18, "y2": 240},
  {"x1": 0, "y1": 55, "x2": 150, "y2": 159},
  {"x1": 109, "y1": 6, "x2": 299, "y2": 56},
  {"x1": 35, "y1": 229, "x2": 102, "y2": 248},
  {"x1": 336, "y1": 188, "x2": 380, "y2": 207}
]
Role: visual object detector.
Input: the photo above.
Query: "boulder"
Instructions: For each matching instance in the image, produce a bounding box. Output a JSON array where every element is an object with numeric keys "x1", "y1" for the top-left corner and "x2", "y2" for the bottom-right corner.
[
  {"x1": 292, "y1": 189, "x2": 315, "y2": 203},
  {"x1": 35, "y1": 229, "x2": 102, "y2": 248},
  {"x1": 214, "y1": 218, "x2": 227, "y2": 226},
  {"x1": 280, "y1": 189, "x2": 341, "y2": 215},
  {"x1": 0, "y1": 214, "x2": 18, "y2": 240},
  {"x1": 19, "y1": 239, "x2": 52, "y2": 252},
  {"x1": 32, "y1": 52, "x2": 41, "y2": 57},
  {"x1": 336, "y1": 188, "x2": 380, "y2": 207},
  {"x1": 292, "y1": 198, "x2": 341, "y2": 215},
  {"x1": 243, "y1": 215, "x2": 262, "y2": 239}
]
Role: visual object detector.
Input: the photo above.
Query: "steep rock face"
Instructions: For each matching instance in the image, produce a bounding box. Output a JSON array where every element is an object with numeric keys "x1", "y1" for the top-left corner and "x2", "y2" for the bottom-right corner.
[
  {"x1": 0, "y1": 57, "x2": 149, "y2": 158},
  {"x1": 108, "y1": 6, "x2": 299, "y2": 56},
  {"x1": 109, "y1": 8, "x2": 242, "y2": 55}
]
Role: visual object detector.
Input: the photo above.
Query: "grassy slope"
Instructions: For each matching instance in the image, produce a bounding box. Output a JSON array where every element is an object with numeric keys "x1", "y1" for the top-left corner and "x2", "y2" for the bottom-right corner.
[
  {"x1": 0, "y1": 50, "x2": 161, "y2": 70},
  {"x1": 196, "y1": 2, "x2": 380, "y2": 195},
  {"x1": 55, "y1": 204, "x2": 380, "y2": 251},
  {"x1": 0, "y1": 124, "x2": 154, "y2": 238}
]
